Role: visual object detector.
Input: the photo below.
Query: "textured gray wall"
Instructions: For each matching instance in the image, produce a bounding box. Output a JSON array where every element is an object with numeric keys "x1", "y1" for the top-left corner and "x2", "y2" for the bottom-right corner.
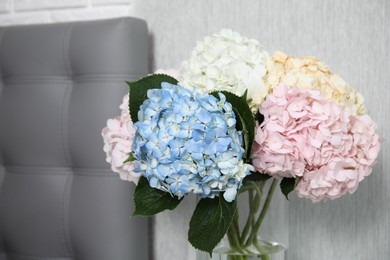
[{"x1": 133, "y1": 1, "x2": 389, "y2": 259}]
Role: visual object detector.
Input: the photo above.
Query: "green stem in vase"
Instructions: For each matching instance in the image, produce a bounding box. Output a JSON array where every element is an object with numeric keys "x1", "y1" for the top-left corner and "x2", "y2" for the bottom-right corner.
[
  {"x1": 244, "y1": 179, "x2": 278, "y2": 247},
  {"x1": 226, "y1": 210, "x2": 248, "y2": 260},
  {"x1": 260, "y1": 254, "x2": 271, "y2": 260},
  {"x1": 254, "y1": 237, "x2": 271, "y2": 260},
  {"x1": 224, "y1": 179, "x2": 278, "y2": 259},
  {"x1": 239, "y1": 189, "x2": 254, "y2": 244},
  {"x1": 228, "y1": 256, "x2": 247, "y2": 260},
  {"x1": 240, "y1": 184, "x2": 262, "y2": 244},
  {"x1": 233, "y1": 210, "x2": 241, "y2": 239},
  {"x1": 226, "y1": 232, "x2": 246, "y2": 260},
  {"x1": 227, "y1": 213, "x2": 244, "y2": 255}
]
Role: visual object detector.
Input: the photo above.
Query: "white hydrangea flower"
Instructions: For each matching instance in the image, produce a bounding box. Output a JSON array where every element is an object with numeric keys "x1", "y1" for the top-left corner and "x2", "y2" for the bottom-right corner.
[{"x1": 179, "y1": 29, "x2": 269, "y2": 111}]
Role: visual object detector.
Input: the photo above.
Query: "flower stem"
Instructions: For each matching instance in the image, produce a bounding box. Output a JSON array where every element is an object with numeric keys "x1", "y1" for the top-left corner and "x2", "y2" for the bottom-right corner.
[
  {"x1": 227, "y1": 212, "x2": 244, "y2": 255},
  {"x1": 228, "y1": 256, "x2": 247, "y2": 260},
  {"x1": 226, "y1": 231, "x2": 246, "y2": 260},
  {"x1": 239, "y1": 189, "x2": 254, "y2": 244},
  {"x1": 244, "y1": 179, "x2": 278, "y2": 247},
  {"x1": 240, "y1": 185, "x2": 261, "y2": 244},
  {"x1": 261, "y1": 254, "x2": 271, "y2": 260},
  {"x1": 233, "y1": 209, "x2": 241, "y2": 237},
  {"x1": 254, "y1": 238, "x2": 271, "y2": 260}
]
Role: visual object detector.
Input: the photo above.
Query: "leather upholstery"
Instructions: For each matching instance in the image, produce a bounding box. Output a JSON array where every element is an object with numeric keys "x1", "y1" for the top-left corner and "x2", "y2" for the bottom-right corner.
[{"x1": 0, "y1": 18, "x2": 149, "y2": 260}]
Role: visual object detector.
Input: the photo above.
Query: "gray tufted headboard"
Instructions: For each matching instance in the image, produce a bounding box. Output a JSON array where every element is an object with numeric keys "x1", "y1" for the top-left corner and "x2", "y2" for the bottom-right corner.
[{"x1": 0, "y1": 18, "x2": 149, "y2": 260}]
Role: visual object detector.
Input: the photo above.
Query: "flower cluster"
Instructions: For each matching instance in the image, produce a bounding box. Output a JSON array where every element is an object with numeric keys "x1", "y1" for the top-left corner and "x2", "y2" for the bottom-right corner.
[
  {"x1": 102, "y1": 30, "x2": 380, "y2": 205},
  {"x1": 179, "y1": 29, "x2": 269, "y2": 111},
  {"x1": 265, "y1": 51, "x2": 365, "y2": 115},
  {"x1": 252, "y1": 85, "x2": 380, "y2": 202},
  {"x1": 101, "y1": 29, "x2": 382, "y2": 256},
  {"x1": 132, "y1": 83, "x2": 253, "y2": 202},
  {"x1": 101, "y1": 94, "x2": 140, "y2": 183}
]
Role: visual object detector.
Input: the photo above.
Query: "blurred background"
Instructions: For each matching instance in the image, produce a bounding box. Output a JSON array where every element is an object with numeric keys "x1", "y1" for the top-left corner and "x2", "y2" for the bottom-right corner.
[{"x1": 0, "y1": 1, "x2": 388, "y2": 259}]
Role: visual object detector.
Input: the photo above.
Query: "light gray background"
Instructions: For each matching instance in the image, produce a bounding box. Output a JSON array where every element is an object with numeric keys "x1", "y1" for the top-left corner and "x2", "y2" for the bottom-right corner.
[{"x1": 133, "y1": 1, "x2": 389, "y2": 259}]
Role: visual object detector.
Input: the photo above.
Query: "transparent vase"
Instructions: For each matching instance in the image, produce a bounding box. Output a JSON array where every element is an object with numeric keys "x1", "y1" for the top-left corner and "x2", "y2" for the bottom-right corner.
[
  {"x1": 211, "y1": 236, "x2": 285, "y2": 260},
  {"x1": 197, "y1": 178, "x2": 286, "y2": 260}
]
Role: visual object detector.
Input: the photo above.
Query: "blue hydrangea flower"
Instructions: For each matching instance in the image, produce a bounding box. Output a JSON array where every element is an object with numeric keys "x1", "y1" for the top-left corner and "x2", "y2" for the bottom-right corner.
[{"x1": 132, "y1": 83, "x2": 253, "y2": 202}]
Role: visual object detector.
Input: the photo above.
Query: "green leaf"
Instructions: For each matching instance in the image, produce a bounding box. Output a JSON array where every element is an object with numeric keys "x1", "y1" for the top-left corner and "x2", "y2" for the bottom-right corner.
[
  {"x1": 127, "y1": 74, "x2": 178, "y2": 122},
  {"x1": 210, "y1": 91, "x2": 255, "y2": 162},
  {"x1": 280, "y1": 177, "x2": 296, "y2": 200},
  {"x1": 255, "y1": 110, "x2": 264, "y2": 124},
  {"x1": 132, "y1": 177, "x2": 182, "y2": 217},
  {"x1": 123, "y1": 153, "x2": 135, "y2": 164},
  {"x1": 243, "y1": 172, "x2": 271, "y2": 183},
  {"x1": 240, "y1": 89, "x2": 248, "y2": 102},
  {"x1": 188, "y1": 196, "x2": 237, "y2": 256}
]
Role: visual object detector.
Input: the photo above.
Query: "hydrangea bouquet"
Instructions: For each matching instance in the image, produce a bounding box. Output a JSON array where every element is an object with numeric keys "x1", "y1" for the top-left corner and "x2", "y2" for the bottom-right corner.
[{"x1": 102, "y1": 30, "x2": 380, "y2": 259}]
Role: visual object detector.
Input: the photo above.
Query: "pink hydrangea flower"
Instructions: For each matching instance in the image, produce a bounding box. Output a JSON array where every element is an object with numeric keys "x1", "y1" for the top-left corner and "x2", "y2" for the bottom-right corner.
[
  {"x1": 252, "y1": 84, "x2": 380, "y2": 202},
  {"x1": 102, "y1": 69, "x2": 179, "y2": 184},
  {"x1": 102, "y1": 94, "x2": 141, "y2": 183}
]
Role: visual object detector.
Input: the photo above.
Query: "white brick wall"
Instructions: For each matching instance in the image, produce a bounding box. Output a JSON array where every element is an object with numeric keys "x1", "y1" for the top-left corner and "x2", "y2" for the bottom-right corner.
[{"x1": 0, "y1": 0, "x2": 133, "y2": 26}]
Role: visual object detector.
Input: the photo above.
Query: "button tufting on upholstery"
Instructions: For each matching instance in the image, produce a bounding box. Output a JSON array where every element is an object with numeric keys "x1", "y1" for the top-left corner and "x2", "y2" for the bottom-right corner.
[{"x1": 0, "y1": 18, "x2": 149, "y2": 260}]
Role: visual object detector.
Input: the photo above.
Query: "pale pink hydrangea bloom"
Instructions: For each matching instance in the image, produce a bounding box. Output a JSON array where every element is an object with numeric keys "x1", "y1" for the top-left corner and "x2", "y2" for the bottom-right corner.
[
  {"x1": 252, "y1": 85, "x2": 380, "y2": 202},
  {"x1": 102, "y1": 69, "x2": 179, "y2": 184},
  {"x1": 102, "y1": 94, "x2": 141, "y2": 183}
]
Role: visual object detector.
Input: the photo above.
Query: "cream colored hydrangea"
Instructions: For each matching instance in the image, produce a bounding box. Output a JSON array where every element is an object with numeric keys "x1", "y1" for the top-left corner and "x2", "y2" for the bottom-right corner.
[
  {"x1": 265, "y1": 51, "x2": 365, "y2": 115},
  {"x1": 179, "y1": 29, "x2": 269, "y2": 111}
]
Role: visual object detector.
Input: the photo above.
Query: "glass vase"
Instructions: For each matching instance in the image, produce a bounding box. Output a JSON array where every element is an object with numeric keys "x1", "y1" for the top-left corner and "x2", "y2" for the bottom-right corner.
[
  {"x1": 205, "y1": 178, "x2": 286, "y2": 260},
  {"x1": 211, "y1": 236, "x2": 285, "y2": 260}
]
